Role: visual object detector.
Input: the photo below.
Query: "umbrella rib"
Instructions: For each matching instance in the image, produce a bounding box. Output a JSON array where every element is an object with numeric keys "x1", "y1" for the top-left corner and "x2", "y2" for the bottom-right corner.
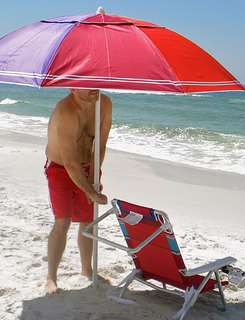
[
  {"x1": 42, "y1": 74, "x2": 242, "y2": 87},
  {"x1": 101, "y1": 17, "x2": 112, "y2": 85},
  {"x1": 0, "y1": 70, "x2": 241, "y2": 87}
]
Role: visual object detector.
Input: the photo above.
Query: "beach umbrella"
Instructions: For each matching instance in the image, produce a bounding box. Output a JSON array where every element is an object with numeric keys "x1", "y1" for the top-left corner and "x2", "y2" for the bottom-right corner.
[
  {"x1": 0, "y1": 7, "x2": 244, "y2": 288},
  {"x1": 0, "y1": 8, "x2": 244, "y2": 93}
]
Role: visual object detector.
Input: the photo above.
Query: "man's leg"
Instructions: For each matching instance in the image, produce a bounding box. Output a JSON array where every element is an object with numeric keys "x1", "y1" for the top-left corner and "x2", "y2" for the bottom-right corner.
[
  {"x1": 78, "y1": 223, "x2": 93, "y2": 277},
  {"x1": 78, "y1": 223, "x2": 111, "y2": 283},
  {"x1": 45, "y1": 218, "x2": 71, "y2": 293}
]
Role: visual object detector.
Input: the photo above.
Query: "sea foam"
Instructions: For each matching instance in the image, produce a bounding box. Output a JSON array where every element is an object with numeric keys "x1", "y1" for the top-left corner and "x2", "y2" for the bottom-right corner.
[{"x1": 0, "y1": 98, "x2": 18, "y2": 105}]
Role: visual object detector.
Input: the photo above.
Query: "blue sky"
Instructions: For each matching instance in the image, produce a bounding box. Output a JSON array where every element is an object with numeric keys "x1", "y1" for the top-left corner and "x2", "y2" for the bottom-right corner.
[{"x1": 1, "y1": 0, "x2": 244, "y2": 84}]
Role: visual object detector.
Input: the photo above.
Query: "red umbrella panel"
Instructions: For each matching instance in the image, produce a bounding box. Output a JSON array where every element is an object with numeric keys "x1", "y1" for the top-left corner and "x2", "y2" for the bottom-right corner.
[{"x1": 0, "y1": 12, "x2": 244, "y2": 93}]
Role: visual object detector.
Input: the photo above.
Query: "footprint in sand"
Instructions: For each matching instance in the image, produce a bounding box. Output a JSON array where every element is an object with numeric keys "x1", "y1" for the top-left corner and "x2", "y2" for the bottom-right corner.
[{"x1": 32, "y1": 263, "x2": 42, "y2": 268}]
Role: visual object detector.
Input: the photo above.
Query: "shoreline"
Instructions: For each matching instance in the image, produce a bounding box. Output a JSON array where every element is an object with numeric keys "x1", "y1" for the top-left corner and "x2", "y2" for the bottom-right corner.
[
  {"x1": 106, "y1": 147, "x2": 245, "y2": 191},
  {"x1": 1, "y1": 128, "x2": 244, "y2": 191}
]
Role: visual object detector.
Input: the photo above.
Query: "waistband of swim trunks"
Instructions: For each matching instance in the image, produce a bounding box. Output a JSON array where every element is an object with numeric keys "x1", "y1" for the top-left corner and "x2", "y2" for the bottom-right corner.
[
  {"x1": 45, "y1": 158, "x2": 90, "y2": 172},
  {"x1": 44, "y1": 158, "x2": 63, "y2": 169},
  {"x1": 44, "y1": 158, "x2": 51, "y2": 169}
]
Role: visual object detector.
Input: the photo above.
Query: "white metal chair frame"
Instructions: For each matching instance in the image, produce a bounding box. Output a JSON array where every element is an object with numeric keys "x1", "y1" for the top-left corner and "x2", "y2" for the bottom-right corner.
[{"x1": 82, "y1": 198, "x2": 237, "y2": 320}]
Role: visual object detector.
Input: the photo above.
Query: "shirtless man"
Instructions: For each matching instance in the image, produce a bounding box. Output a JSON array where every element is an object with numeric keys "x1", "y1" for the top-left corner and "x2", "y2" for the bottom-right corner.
[{"x1": 44, "y1": 89, "x2": 112, "y2": 294}]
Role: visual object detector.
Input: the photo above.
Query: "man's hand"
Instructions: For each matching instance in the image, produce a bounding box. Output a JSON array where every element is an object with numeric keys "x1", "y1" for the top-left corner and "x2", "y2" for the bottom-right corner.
[
  {"x1": 86, "y1": 192, "x2": 108, "y2": 205},
  {"x1": 92, "y1": 183, "x2": 103, "y2": 192}
]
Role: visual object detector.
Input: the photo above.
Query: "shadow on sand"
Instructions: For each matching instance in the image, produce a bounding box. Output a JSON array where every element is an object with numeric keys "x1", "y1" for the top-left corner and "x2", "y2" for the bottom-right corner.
[{"x1": 20, "y1": 284, "x2": 245, "y2": 320}]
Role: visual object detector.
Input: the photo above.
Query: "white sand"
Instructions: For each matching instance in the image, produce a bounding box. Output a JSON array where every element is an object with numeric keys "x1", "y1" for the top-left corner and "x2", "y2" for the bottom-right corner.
[{"x1": 0, "y1": 129, "x2": 244, "y2": 320}]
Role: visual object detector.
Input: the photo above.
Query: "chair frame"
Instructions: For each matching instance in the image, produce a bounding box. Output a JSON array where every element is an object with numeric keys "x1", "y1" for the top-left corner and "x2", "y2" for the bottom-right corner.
[{"x1": 82, "y1": 198, "x2": 237, "y2": 320}]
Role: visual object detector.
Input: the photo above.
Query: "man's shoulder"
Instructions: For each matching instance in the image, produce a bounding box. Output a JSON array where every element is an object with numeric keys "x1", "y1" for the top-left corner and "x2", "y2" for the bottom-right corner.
[
  {"x1": 101, "y1": 93, "x2": 112, "y2": 109},
  {"x1": 53, "y1": 96, "x2": 81, "y2": 124},
  {"x1": 55, "y1": 95, "x2": 76, "y2": 112},
  {"x1": 56, "y1": 94, "x2": 72, "y2": 107}
]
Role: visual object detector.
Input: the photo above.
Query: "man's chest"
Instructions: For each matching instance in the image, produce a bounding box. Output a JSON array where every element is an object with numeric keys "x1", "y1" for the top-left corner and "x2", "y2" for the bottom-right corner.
[{"x1": 77, "y1": 110, "x2": 96, "y2": 140}]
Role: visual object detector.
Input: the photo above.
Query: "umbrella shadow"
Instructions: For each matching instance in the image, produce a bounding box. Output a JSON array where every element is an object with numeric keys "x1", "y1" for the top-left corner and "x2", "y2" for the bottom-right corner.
[
  {"x1": 20, "y1": 283, "x2": 245, "y2": 320},
  {"x1": 20, "y1": 283, "x2": 169, "y2": 320},
  {"x1": 20, "y1": 283, "x2": 142, "y2": 320},
  {"x1": 21, "y1": 285, "x2": 103, "y2": 320}
]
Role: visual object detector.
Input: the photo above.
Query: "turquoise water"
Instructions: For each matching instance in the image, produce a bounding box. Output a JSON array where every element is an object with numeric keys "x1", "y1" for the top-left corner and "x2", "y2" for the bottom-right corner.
[{"x1": 0, "y1": 84, "x2": 245, "y2": 174}]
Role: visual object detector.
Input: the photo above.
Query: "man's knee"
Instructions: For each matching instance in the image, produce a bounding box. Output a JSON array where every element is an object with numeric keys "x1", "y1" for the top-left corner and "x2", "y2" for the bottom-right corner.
[
  {"x1": 79, "y1": 222, "x2": 93, "y2": 234},
  {"x1": 53, "y1": 218, "x2": 71, "y2": 235}
]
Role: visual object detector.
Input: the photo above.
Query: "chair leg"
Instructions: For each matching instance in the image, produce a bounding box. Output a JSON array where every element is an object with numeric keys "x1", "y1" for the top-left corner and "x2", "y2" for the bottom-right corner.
[
  {"x1": 214, "y1": 270, "x2": 226, "y2": 311},
  {"x1": 118, "y1": 270, "x2": 139, "y2": 299},
  {"x1": 173, "y1": 272, "x2": 213, "y2": 320},
  {"x1": 172, "y1": 286, "x2": 196, "y2": 320},
  {"x1": 119, "y1": 279, "x2": 132, "y2": 298}
]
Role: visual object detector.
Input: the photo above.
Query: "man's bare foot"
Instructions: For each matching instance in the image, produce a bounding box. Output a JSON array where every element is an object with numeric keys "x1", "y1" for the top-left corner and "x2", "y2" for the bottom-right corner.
[
  {"x1": 45, "y1": 279, "x2": 59, "y2": 294},
  {"x1": 98, "y1": 274, "x2": 111, "y2": 284},
  {"x1": 81, "y1": 271, "x2": 111, "y2": 284}
]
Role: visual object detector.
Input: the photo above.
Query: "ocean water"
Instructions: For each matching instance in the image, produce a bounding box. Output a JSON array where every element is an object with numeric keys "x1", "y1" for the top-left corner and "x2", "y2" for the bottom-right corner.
[{"x1": 0, "y1": 84, "x2": 244, "y2": 174}]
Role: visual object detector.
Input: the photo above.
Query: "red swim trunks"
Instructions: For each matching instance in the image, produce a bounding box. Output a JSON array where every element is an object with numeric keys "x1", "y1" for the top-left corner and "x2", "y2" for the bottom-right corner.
[{"x1": 44, "y1": 159, "x2": 102, "y2": 223}]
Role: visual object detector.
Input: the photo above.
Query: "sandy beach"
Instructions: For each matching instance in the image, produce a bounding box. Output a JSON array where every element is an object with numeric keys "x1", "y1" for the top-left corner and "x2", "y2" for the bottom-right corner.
[{"x1": 0, "y1": 129, "x2": 244, "y2": 320}]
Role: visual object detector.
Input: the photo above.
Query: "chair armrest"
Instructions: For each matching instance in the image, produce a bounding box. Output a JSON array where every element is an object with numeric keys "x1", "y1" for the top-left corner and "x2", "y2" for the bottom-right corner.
[{"x1": 183, "y1": 256, "x2": 237, "y2": 276}]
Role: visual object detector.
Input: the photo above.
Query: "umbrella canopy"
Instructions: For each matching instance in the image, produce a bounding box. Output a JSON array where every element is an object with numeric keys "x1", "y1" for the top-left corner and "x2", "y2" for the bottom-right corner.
[{"x1": 0, "y1": 10, "x2": 244, "y2": 93}]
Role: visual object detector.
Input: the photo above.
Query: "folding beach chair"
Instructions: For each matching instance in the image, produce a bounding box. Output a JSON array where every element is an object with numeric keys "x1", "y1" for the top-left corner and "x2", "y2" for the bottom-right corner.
[{"x1": 82, "y1": 198, "x2": 237, "y2": 320}]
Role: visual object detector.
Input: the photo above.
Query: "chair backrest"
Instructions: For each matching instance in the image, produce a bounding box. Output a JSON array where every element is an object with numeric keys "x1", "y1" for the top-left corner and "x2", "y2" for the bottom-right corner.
[{"x1": 114, "y1": 199, "x2": 189, "y2": 289}]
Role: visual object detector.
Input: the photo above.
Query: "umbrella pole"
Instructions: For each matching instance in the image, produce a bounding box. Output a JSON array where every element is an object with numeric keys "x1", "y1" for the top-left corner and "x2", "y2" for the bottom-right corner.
[{"x1": 92, "y1": 92, "x2": 101, "y2": 289}]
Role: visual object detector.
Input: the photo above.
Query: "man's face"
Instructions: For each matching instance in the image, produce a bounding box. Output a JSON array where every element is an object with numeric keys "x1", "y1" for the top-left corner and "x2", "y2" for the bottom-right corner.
[{"x1": 73, "y1": 89, "x2": 100, "y2": 103}]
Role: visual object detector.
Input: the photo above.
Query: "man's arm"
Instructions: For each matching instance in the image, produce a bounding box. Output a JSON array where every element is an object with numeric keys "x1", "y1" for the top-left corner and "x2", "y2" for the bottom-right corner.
[{"x1": 56, "y1": 102, "x2": 107, "y2": 204}]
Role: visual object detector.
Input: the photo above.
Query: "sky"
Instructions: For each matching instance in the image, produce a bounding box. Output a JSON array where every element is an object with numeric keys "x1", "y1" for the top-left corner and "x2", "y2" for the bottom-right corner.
[{"x1": 1, "y1": 0, "x2": 244, "y2": 84}]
